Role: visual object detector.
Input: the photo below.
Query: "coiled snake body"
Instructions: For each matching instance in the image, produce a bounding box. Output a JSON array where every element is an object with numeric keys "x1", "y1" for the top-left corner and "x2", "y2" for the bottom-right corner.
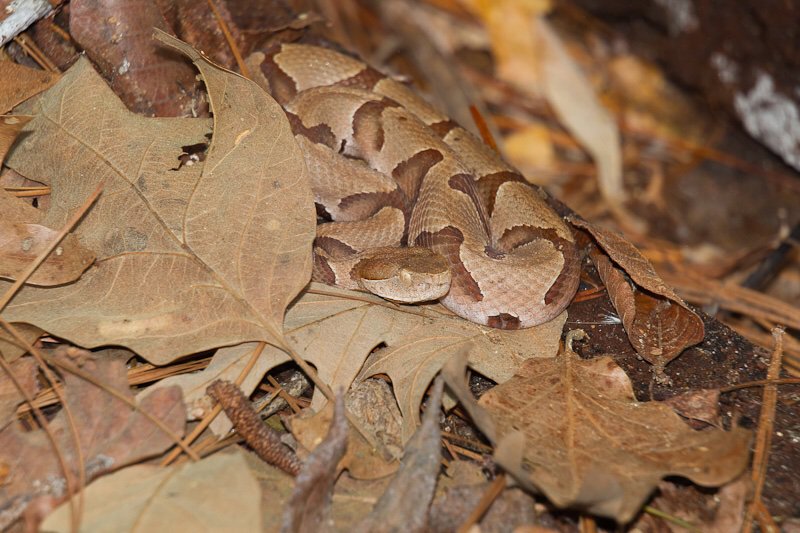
[{"x1": 255, "y1": 44, "x2": 580, "y2": 329}]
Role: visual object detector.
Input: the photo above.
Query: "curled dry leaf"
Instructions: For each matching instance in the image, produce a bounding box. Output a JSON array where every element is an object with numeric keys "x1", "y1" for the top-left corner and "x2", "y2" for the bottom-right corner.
[
  {"x1": 2, "y1": 35, "x2": 315, "y2": 362},
  {"x1": 0, "y1": 222, "x2": 95, "y2": 286},
  {"x1": 0, "y1": 349, "x2": 186, "y2": 528},
  {"x1": 41, "y1": 449, "x2": 261, "y2": 533},
  {"x1": 573, "y1": 218, "x2": 705, "y2": 373},
  {"x1": 663, "y1": 388, "x2": 722, "y2": 427},
  {"x1": 480, "y1": 332, "x2": 751, "y2": 523}
]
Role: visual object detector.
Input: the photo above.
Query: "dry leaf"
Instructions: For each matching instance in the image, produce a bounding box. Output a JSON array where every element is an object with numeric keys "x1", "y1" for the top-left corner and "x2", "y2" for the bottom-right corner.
[
  {"x1": 151, "y1": 283, "x2": 564, "y2": 441},
  {"x1": 282, "y1": 394, "x2": 348, "y2": 533},
  {"x1": 532, "y1": 17, "x2": 628, "y2": 218},
  {"x1": 0, "y1": 186, "x2": 41, "y2": 224},
  {"x1": 430, "y1": 480, "x2": 539, "y2": 532},
  {"x1": 0, "y1": 168, "x2": 95, "y2": 288},
  {"x1": 0, "y1": 350, "x2": 186, "y2": 528},
  {"x1": 40, "y1": 448, "x2": 262, "y2": 532},
  {"x1": 358, "y1": 306, "x2": 566, "y2": 442},
  {"x1": 0, "y1": 222, "x2": 95, "y2": 286},
  {"x1": 327, "y1": 475, "x2": 392, "y2": 531},
  {"x1": 0, "y1": 322, "x2": 41, "y2": 362},
  {"x1": 631, "y1": 478, "x2": 748, "y2": 533},
  {"x1": 480, "y1": 333, "x2": 751, "y2": 522},
  {"x1": 663, "y1": 388, "x2": 722, "y2": 427},
  {"x1": 300, "y1": 284, "x2": 565, "y2": 441},
  {"x1": 0, "y1": 62, "x2": 59, "y2": 114},
  {"x1": 575, "y1": 219, "x2": 705, "y2": 373},
  {"x1": 0, "y1": 356, "x2": 38, "y2": 429},
  {"x1": 0, "y1": 115, "x2": 31, "y2": 163},
  {"x1": 289, "y1": 379, "x2": 401, "y2": 480},
  {"x1": 2, "y1": 35, "x2": 315, "y2": 362},
  {"x1": 240, "y1": 448, "x2": 296, "y2": 530}
]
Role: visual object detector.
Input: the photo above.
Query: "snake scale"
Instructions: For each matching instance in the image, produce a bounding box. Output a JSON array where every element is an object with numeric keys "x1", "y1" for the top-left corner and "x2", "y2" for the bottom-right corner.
[{"x1": 253, "y1": 43, "x2": 581, "y2": 329}]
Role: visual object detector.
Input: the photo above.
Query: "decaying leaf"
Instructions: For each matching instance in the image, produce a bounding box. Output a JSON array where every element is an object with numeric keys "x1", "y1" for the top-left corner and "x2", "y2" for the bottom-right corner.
[
  {"x1": 289, "y1": 379, "x2": 401, "y2": 479},
  {"x1": 2, "y1": 35, "x2": 315, "y2": 362},
  {"x1": 663, "y1": 388, "x2": 722, "y2": 428},
  {"x1": 40, "y1": 448, "x2": 261, "y2": 532},
  {"x1": 575, "y1": 218, "x2": 705, "y2": 374},
  {"x1": 0, "y1": 356, "x2": 38, "y2": 429},
  {"x1": 479, "y1": 332, "x2": 750, "y2": 522},
  {"x1": 282, "y1": 394, "x2": 348, "y2": 533},
  {"x1": 0, "y1": 222, "x2": 95, "y2": 286},
  {"x1": 0, "y1": 349, "x2": 186, "y2": 528}
]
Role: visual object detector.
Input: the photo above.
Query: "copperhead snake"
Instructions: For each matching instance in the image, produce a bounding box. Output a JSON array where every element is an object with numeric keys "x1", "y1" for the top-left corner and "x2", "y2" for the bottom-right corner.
[{"x1": 253, "y1": 44, "x2": 581, "y2": 329}]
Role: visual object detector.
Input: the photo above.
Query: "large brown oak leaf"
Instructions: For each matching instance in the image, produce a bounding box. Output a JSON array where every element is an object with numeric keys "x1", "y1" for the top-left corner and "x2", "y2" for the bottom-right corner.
[
  {"x1": 2, "y1": 36, "x2": 315, "y2": 363},
  {"x1": 480, "y1": 332, "x2": 751, "y2": 522}
]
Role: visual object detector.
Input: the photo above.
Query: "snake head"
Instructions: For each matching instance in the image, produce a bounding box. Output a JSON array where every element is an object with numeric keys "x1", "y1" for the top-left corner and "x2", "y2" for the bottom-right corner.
[{"x1": 354, "y1": 247, "x2": 451, "y2": 303}]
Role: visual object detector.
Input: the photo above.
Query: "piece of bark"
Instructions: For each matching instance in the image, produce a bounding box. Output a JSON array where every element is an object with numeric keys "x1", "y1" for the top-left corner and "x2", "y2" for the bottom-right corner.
[
  {"x1": 281, "y1": 393, "x2": 348, "y2": 533},
  {"x1": 353, "y1": 377, "x2": 444, "y2": 533}
]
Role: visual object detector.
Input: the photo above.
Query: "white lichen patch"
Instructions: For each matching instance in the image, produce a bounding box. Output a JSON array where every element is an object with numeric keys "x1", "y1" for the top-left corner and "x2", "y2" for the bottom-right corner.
[
  {"x1": 117, "y1": 58, "x2": 130, "y2": 75},
  {"x1": 734, "y1": 71, "x2": 800, "y2": 171}
]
